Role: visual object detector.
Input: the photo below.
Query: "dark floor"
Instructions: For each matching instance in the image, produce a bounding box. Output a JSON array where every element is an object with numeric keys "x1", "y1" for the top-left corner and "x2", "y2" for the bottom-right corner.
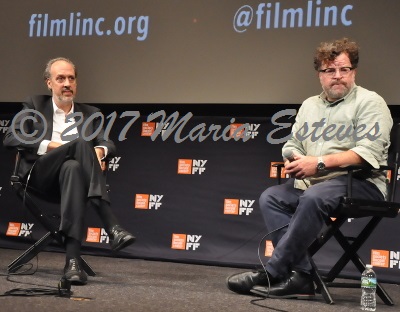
[{"x1": 0, "y1": 248, "x2": 399, "y2": 312}]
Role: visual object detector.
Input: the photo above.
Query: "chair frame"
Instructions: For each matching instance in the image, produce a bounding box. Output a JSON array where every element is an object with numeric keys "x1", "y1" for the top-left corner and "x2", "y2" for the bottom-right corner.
[
  {"x1": 273, "y1": 150, "x2": 400, "y2": 305},
  {"x1": 7, "y1": 148, "x2": 96, "y2": 276}
]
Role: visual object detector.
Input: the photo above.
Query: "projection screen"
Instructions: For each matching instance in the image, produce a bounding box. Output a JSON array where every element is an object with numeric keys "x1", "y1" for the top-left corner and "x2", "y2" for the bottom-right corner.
[{"x1": 1, "y1": 0, "x2": 399, "y2": 104}]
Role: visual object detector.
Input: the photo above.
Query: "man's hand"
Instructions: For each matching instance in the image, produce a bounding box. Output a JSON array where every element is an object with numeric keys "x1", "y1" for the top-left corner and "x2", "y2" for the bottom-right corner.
[
  {"x1": 46, "y1": 141, "x2": 62, "y2": 152},
  {"x1": 284, "y1": 155, "x2": 318, "y2": 179},
  {"x1": 95, "y1": 147, "x2": 106, "y2": 171}
]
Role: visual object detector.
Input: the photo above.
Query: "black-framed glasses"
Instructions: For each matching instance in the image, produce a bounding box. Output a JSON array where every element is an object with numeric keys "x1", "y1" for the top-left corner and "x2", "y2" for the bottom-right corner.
[{"x1": 318, "y1": 67, "x2": 354, "y2": 77}]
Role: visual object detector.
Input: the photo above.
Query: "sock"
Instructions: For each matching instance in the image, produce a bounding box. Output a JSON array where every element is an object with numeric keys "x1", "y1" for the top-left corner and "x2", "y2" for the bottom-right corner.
[
  {"x1": 91, "y1": 198, "x2": 119, "y2": 233},
  {"x1": 65, "y1": 237, "x2": 81, "y2": 260}
]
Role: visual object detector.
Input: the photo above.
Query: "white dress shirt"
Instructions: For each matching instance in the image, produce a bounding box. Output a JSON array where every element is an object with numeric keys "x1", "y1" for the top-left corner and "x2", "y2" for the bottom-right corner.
[{"x1": 37, "y1": 100, "x2": 108, "y2": 157}]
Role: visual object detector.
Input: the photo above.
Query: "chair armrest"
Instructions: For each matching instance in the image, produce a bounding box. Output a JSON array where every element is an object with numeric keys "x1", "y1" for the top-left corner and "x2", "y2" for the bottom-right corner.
[
  {"x1": 339, "y1": 163, "x2": 394, "y2": 171},
  {"x1": 10, "y1": 147, "x2": 26, "y2": 183},
  {"x1": 101, "y1": 156, "x2": 113, "y2": 192},
  {"x1": 332, "y1": 163, "x2": 394, "y2": 198}
]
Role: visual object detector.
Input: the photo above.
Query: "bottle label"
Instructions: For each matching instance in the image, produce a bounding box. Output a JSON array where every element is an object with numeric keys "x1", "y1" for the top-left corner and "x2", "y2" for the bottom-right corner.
[{"x1": 361, "y1": 277, "x2": 377, "y2": 288}]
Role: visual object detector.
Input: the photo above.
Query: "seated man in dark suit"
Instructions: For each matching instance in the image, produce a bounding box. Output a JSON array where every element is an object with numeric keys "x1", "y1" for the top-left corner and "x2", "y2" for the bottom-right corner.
[{"x1": 3, "y1": 57, "x2": 135, "y2": 285}]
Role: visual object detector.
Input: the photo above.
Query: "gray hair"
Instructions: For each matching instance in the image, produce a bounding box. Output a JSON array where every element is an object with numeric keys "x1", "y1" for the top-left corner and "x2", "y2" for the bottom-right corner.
[{"x1": 43, "y1": 57, "x2": 77, "y2": 80}]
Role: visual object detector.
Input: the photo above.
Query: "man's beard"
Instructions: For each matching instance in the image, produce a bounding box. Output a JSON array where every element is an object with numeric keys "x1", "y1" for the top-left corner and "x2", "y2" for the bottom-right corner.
[
  {"x1": 57, "y1": 92, "x2": 74, "y2": 104},
  {"x1": 324, "y1": 82, "x2": 352, "y2": 101}
]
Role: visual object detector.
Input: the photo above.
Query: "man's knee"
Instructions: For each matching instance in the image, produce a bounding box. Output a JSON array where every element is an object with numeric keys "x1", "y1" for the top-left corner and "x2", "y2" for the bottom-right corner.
[
  {"x1": 74, "y1": 137, "x2": 93, "y2": 150},
  {"x1": 259, "y1": 188, "x2": 272, "y2": 209},
  {"x1": 259, "y1": 184, "x2": 285, "y2": 211},
  {"x1": 60, "y1": 159, "x2": 81, "y2": 174}
]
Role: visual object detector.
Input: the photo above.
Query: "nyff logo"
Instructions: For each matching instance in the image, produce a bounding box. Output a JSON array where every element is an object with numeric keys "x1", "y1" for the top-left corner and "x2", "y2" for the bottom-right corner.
[
  {"x1": 0, "y1": 119, "x2": 10, "y2": 133},
  {"x1": 177, "y1": 159, "x2": 207, "y2": 175},
  {"x1": 108, "y1": 157, "x2": 121, "y2": 171},
  {"x1": 246, "y1": 123, "x2": 260, "y2": 139},
  {"x1": 158, "y1": 122, "x2": 170, "y2": 136},
  {"x1": 371, "y1": 249, "x2": 400, "y2": 269},
  {"x1": 141, "y1": 122, "x2": 156, "y2": 136},
  {"x1": 135, "y1": 194, "x2": 164, "y2": 210},
  {"x1": 171, "y1": 233, "x2": 202, "y2": 250},
  {"x1": 141, "y1": 122, "x2": 170, "y2": 137},
  {"x1": 224, "y1": 199, "x2": 255, "y2": 216},
  {"x1": 86, "y1": 227, "x2": 109, "y2": 244},
  {"x1": 230, "y1": 123, "x2": 259, "y2": 139},
  {"x1": 6, "y1": 222, "x2": 34, "y2": 237}
]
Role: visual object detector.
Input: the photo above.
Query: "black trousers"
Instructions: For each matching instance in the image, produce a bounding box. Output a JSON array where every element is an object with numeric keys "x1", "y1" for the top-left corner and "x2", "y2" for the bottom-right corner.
[{"x1": 27, "y1": 138, "x2": 109, "y2": 241}]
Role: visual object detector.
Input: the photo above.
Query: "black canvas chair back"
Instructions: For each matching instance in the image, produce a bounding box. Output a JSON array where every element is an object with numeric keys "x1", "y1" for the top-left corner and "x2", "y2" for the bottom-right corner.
[
  {"x1": 7, "y1": 148, "x2": 96, "y2": 277},
  {"x1": 273, "y1": 123, "x2": 400, "y2": 305}
]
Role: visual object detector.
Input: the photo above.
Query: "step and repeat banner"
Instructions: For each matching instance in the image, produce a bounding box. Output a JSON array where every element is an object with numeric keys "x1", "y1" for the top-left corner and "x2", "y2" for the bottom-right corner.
[{"x1": 1, "y1": 106, "x2": 400, "y2": 284}]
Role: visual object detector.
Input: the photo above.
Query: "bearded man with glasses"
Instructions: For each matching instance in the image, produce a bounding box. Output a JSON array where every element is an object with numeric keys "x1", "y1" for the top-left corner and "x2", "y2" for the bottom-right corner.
[{"x1": 226, "y1": 38, "x2": 393, "y2": 299}]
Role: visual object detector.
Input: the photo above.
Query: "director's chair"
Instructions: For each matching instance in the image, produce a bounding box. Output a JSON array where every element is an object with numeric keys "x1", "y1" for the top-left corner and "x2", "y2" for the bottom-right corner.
[
  {"x1": 273, "y1": 123, "x2": 400, "y2": 305},
  {"x1": 7, "y1": 147, "x2": 99, "y2": 276}
]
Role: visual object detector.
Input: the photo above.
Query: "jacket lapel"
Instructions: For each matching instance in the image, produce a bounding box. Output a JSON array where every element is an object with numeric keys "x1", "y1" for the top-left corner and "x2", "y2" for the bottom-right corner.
[
  {"x1": 42, "y1": 97, "x2": 54, "y2": 140},
  {"x1": 74, "y1": 103, "x2": 84, "y2": 135}
]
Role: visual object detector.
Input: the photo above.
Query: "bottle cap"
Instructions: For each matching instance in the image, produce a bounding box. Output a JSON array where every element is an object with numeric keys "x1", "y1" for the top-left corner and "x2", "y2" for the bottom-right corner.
[{"x1": 366, "y1": 264, "x2": 373, "y2": 269}]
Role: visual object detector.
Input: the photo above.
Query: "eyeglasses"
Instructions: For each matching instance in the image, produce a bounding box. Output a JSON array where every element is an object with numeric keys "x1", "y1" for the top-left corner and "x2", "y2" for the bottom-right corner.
[
  {"x1": 318, "y1": 67, "x2": 354, "y2": 77},
  {"x1": 53, "y1": 75, "x2": 76, "y2": 84}
]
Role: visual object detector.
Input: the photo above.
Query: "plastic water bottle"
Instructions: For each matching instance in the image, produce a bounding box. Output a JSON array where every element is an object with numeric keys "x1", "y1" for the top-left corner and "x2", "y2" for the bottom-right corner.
[{"x1": 361, "y1": 264, "x2": 377, "y2": 311}]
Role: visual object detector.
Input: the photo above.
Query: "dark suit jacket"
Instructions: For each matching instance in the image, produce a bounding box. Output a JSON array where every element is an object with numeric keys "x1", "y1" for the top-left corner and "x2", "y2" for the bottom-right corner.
[{"x1": 3, "y1": 95, "x2": 116, "y2": 178}]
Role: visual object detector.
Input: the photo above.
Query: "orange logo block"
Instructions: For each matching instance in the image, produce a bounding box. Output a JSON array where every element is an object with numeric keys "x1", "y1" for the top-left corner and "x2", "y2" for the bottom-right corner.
[
  {"x1": 230, "y1": 123, "x2": 245, "y2": 138},
  {"x1": 371, "y1": 249, "x2": 389, "y2": 268},
  {"x1": 135, "y1": 194, "x2": 150, "y2": 209},
  {"x1": 141, "y1": 122, "x2": 156, "y2": 136},
  {"x1": 265, "y1": 240, "x2": 274, "y2": 257},
  {"x1": 270, "y1": 162, "x2": 286, "y2": 178},
  {"x1": 224, "y1": 199, "x2": 239, "y2": 215},
  {"x1": 171, "y1": 233, "x2": 187, "y2": 250},
  {"x1": 86, "y1": 227, "x2": 101, "y2": 243},
  {"x1": 6, "y1": 222, "x2": 21, "y2": 236},
  {"x1": 386, "y1": 170, "x2": 392, "y2": 182},
  {"x1": 177, "y1": 159, "x2": 192, "y2": 174}
]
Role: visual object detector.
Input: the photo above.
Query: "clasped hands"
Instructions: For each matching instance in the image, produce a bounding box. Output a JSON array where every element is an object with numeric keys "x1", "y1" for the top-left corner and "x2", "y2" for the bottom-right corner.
[{"x1": 284, "y1": 154, "x2": 318, "y2": 179}]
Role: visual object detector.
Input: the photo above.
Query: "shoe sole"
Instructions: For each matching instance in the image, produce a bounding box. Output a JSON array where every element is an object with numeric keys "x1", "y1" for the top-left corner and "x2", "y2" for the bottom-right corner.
[
  {"x1": 251, "y1": 289, "x2": 315, "y2": 300},
  {"x1": 65, "y1": 276, "x2": 87, "y2": 286},
  {"x1": 112, "y1": 236, "x2": 136, "y2": 251},
  {"x1": 70, "y1": 279, "x2": 87, "y2": 286}
]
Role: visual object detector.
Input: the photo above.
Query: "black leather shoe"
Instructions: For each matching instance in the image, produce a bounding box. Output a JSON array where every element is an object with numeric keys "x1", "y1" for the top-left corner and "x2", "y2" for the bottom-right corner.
[
  {"x1": 109, "y1": 225, "x2": 136, "y2": 251},
  {"x1": 63, "y1": 258, "x2": 87, "y2": 285},
  {"x1": 251, "y1": 270, "x2": 315, "y2": 299},
  {"x1": 226, "y1": 269, "x2": 280, "y2": 295}
]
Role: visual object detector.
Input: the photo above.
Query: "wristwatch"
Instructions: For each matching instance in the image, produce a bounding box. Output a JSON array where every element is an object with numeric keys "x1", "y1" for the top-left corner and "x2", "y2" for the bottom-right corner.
[{"x1": 316, "y1": 156, "x2": 326, "y2": 171}]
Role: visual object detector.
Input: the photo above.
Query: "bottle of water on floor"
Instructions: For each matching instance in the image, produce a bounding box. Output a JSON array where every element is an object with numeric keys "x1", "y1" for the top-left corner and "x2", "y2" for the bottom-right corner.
[{"x1": 361, "y1": 264, "x2": 377, "y2": 311}]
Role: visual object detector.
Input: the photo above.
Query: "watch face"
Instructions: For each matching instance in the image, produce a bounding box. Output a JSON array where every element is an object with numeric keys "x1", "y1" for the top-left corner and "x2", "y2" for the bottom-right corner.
[{"x1": 317, "y1": 162, "x2": 325, "y2": 170}]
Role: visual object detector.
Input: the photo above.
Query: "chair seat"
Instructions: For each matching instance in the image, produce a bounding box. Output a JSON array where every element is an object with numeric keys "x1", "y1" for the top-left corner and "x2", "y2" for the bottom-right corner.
[
  {"x1": 12, "y1": 174, "x2": 61, "y2": 204},
  {"x1": 339, "y1": 197, "x2": 400, "y2": 218}
]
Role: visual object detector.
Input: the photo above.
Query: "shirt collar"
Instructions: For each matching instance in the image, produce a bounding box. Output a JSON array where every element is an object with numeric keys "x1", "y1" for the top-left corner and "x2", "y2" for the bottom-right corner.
[
  {"x1": 52, "y1": 99, "x2": 74, "y2": 115},
  {"x1": 319, "y1": 84, "x2": 357, "y2": 106}
]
